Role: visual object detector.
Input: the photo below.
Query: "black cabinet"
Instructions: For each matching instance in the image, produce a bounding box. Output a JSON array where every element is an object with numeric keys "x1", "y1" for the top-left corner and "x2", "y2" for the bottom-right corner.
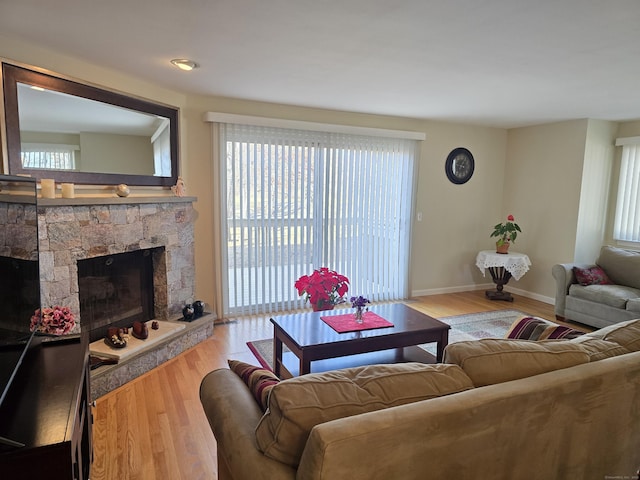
[{"x1": 0, "y1": 337, "x2": 92, "y2": 479}]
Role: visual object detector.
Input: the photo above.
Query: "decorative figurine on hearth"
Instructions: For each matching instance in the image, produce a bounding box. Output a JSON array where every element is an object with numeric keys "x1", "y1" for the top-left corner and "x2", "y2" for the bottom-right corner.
[
  {"x1": 182, "y1": 303, "x2": 195, "y2": 321},
  {"x1": 172, "y1": 176, "x2": 186, "y2": 197},
  {"x1": 115, "y1": 184, "x2": 130, "y2": 197},
  {"x1": 192, "y1": 300, "x2": 205, "y2": 318}
]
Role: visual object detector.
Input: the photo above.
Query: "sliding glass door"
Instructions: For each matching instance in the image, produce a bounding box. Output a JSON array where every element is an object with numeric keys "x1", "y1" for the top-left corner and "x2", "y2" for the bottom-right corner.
[{"x1": 219, "y1": 123, "x2": 417, "y2": 315}]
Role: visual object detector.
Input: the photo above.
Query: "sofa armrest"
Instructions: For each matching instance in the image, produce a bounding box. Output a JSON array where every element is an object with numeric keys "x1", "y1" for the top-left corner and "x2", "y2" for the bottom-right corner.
[
  {"x1": 199, "y1": 368, "x2": 296, "y2": 480},
  {"x1": 551, "y1": 262, "x2": 594, "y2": 317}
]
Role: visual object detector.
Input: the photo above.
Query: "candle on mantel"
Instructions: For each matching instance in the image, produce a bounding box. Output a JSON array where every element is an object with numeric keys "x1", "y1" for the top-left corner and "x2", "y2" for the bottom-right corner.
[
  {"x1": 40, "y1": 179, "x2": 55, "y2": 198},
  {"x1": 61, "y1": 183, "x2": 75, "y2": 198}
]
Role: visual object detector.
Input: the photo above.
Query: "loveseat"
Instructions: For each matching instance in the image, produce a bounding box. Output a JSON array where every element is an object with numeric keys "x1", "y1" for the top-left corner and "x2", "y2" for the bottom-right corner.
[
  {"x1": 199, "y1": 319, "x2": 640, "y2": 480},
  {"x1": 552, "y1": 245, "x2": 640, "y2": 328}
]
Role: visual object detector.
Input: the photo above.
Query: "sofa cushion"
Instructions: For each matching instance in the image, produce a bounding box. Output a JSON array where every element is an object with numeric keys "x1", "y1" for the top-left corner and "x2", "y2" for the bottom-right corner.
[
  {"x1": 568, "y1": 337, "x2": 630, "y2": 361},
  {"x1": 596, "y1": 245, "x2": 640, "y2": 290},
  {"x1": 228, "y1": 360, "x2": 280, "y2": 412},
  {"x1": 581, "y1": 318, "x2": 640, "y2": 352},
  {"x1": 255, "y1": 362, "x2": 474, "y2": 467},
  {"x1": 443, "y1": 339, "x2": 589, "y2": 387},
  {"x1": 568, "y1": 283, "x2": 640, "y2": 309},
  {"x1": 626, "y1": 298, "x2": 640, "y2": 313},
  {"x1": 572, "y1": 265, "x2": 612, "y2": 286}
]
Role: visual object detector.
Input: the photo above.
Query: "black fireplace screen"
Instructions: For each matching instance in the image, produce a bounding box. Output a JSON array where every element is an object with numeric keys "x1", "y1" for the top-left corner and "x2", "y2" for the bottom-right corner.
[{"x1": 78, "y1": 249, "x2": 155, "y2": 343}]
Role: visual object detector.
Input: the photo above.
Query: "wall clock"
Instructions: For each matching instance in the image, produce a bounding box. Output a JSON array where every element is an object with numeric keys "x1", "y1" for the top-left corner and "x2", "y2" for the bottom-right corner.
[{"x1": 445, "y1": 147, "x2": 475, "y2": 184}]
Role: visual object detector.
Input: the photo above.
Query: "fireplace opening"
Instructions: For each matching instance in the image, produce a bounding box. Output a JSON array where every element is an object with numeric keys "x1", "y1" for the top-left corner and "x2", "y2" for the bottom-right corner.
[{"x1": 78, "y1": 248, "x2": 158, "y2": 343}]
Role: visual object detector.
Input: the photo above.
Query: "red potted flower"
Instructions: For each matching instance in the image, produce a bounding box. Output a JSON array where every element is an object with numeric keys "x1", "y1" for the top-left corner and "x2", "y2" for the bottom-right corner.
[
  {"x1": 490, "y1": 214, "x2": 522, "y2": 254},
  {"x1": 294, "y1": 267, "x2": 349, "y2": 311}
]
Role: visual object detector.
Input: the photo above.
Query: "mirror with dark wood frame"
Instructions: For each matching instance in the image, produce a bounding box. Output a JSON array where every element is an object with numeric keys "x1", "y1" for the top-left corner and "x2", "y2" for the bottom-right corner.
[{"x1": 2, "y1": 62, "x2": 179, "y2": 187}]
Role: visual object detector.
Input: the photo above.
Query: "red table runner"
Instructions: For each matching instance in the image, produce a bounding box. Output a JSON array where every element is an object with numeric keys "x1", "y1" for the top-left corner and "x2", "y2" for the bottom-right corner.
[{"x1": 321, "y1": 311, "x2": 394, "y2": 333}]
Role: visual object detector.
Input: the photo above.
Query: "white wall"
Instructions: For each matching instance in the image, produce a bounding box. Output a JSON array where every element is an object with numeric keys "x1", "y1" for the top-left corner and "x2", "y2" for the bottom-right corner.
[
  {"x1": 80, "y1": 132, "x2": 154, "y2": 174},
  {"x1": 574, "y1": 120, "x2": 617, "y2": 263},
  {"x1": 504, "y1": 120, "x2": 589, "y2": 300},
  {"x1": 410, "y1": 121, "x2": 507, "y2": 294}
]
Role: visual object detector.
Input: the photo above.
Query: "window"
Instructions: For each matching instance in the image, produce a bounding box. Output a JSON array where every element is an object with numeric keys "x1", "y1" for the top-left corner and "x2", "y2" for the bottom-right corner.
[
  {"x1": 152, "y1": 120, "x2": 171, "y2": 177},
  {"x1": 21, "y1": 143, "x2": 77, "y2": 171},
  {"x1": 613, "y1": 138, "x2": 640, "y2": 242},
  {"x1": 218, "y1": 122, "x2": 419, "y2": 315}
]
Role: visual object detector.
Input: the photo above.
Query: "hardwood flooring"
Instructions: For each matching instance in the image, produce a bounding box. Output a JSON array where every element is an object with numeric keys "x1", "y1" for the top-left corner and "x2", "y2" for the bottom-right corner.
[{"x1": 89, "y1": 291, "x2": 562, "y2": 480}]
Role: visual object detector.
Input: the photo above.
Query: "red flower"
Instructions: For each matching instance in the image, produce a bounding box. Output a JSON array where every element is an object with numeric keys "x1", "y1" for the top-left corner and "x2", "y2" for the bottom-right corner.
[
  {"x1": 490, "y1": 215, "x2": 522, "y2": 244},
  {"x1": 295, "y1": 268, "x2": 349, "y2": 308}
]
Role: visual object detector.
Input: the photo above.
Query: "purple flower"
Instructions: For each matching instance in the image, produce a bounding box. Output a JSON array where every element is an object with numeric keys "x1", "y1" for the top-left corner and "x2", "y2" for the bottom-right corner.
[{"x1": 350, "y1": 296, "x2": 370, "y2": 308}]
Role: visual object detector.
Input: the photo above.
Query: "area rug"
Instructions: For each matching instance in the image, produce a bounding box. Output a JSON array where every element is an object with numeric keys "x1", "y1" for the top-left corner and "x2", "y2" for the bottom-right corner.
[
  {"x1": 247, "y1": 309, "x2": 541, "y2": 369},
  {"x1": 418, "y1": 309, "x2": 538, "y2": 356}
]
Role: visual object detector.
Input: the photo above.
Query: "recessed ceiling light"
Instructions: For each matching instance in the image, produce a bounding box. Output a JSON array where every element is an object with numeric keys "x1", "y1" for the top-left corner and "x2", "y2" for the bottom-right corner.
[{"x1": 170, "y1": 59, "x2": 198, "y2": 71}]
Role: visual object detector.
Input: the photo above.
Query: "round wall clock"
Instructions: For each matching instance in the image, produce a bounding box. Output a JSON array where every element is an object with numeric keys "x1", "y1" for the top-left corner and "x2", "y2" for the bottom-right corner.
[{"x1": 445, "y1": 147, "x2": 475, "y2": 184}]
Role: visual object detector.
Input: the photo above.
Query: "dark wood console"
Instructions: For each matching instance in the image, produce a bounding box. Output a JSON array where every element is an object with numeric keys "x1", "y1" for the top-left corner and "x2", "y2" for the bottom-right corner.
[{"x1": 0, "y1": 336, "x2": 92, "y2": 479}]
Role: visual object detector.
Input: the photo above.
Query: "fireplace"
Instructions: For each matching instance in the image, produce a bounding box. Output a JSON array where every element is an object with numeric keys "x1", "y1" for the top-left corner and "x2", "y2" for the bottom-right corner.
[
  {"x1": 35, "y1": 197, "x2": 212, "y2": 398},
  {"x1": 78, "y1": 248, "x2": 160, "y2": 343},
  {"x1": 38, "y1": 199, "x2": 196, "y2": 328}
]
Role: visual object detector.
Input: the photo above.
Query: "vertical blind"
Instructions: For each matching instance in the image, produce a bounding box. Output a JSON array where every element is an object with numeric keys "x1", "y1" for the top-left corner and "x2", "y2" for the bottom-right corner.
[
  {"x1": 21, "y1": 143, "x2": 77, "y2": 170},
  {"x1": 613, "y1": 141, "x2": 640, "y2": 242},
  {"x1": 219, "y1": 123, "x2": 418, "y2": 315}
]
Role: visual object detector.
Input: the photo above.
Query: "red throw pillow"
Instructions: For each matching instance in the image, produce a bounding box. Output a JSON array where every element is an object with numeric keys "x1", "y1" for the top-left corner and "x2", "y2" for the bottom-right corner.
[
  {"x1": 572, "y1": 266, "x2": 613, "y2": 286},
  {"x1": 228, "y1": 360, "x2": 280, "y2": 411}
]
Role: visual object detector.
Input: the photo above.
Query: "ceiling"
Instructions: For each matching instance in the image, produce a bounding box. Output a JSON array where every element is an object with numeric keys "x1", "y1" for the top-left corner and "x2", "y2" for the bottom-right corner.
[{"x1": 2, "y1": 0, "x2": 640, "y2": 128}]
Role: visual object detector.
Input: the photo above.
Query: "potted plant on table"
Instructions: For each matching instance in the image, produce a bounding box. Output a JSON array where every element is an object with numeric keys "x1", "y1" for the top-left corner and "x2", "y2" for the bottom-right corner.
[
  {"x1": 294, "y1": 267, "x2": 349, "y2": 311},
  {"x1": 490, "y1": 214, "x2": 522, "y2": 254}
]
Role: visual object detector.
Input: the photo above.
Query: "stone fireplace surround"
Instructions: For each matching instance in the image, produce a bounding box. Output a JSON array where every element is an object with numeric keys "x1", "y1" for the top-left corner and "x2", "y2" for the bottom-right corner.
[{"x1": 37, "y1": 195, "x2": 213, "y2": 399}]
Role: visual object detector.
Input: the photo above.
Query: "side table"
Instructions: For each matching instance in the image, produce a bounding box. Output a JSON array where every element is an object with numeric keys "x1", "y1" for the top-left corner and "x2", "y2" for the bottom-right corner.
[{"x1": 476, "y1": 250, "x2": 531, "y2": 301}]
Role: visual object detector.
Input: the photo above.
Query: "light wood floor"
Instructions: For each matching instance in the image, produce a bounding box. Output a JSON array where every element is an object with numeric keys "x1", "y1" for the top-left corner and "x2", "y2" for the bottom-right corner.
[{"x1": 90, "y1": 291, "x2": 561, "y2": 480}]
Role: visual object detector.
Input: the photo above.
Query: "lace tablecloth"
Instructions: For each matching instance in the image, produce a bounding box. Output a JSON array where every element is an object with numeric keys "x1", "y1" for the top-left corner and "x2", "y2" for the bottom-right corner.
[{"x1": 475, "y1": 250, "x2": 531, "y2": 281}]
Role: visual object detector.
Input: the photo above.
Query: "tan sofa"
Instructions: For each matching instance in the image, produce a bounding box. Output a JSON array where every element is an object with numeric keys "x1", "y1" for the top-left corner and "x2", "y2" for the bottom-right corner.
[{"x1": 200, "y1": 319, "x2": 640, "y2": 480}]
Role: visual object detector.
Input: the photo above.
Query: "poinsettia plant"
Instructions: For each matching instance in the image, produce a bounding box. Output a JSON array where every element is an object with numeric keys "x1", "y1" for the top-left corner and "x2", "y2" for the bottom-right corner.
[
  {"x1": 294, "y1": 267, "x2": 349, "y2": 309},
  {"x1": 29, "y1": 306, "x2": 76, "y2": 335},
  {"x1": 490, "y1": 214, "x2": 522, "y2": 245}
]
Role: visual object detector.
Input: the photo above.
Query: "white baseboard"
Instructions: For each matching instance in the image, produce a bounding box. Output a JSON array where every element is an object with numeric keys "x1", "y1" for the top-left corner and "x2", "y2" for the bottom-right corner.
[
  {"x1": 507, "y1": 287, "x2": 554, "y2": 305},
  {"x1": 411, "y1": 285, "x2": 554, "y2": 306}
]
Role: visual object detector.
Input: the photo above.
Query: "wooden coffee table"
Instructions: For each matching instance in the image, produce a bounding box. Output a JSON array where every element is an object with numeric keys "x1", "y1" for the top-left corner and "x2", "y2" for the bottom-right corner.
[{"x1": 270, "y1": 303, "x2": 449, "y2": 377}]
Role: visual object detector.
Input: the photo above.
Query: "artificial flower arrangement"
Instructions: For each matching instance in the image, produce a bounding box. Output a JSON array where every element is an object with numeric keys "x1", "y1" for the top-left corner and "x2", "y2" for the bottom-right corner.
[
  {"x1": 490, "y1": 214, "x2": 522, "y2": 246},
  {"x1": 350, "y1": 295, "x2": 370, "y2": 309},
  {"x1": 294, "y1": 267, "x2": 349, "y2": 310},
  {"x1": 350, "y1": 295, "x2": 371, "y2": 322},
  {"x1": 29, "y1": 306, "x2": 76, "y2": 335}
]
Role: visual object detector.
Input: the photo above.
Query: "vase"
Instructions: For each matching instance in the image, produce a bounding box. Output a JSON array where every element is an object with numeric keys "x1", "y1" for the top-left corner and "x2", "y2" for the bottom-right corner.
[
  {"x1": 496, "y1": 241, "x2": 510, "y2": 254},
  {"x1": 182, "y1": 304, "x2": 195, "y2": 320},
  {"x1": 311, "y1": 302, "x2": 334, "y2": 312},
  {"x1": 354, "y1": 306, "x2": 364, "y2": 324}
]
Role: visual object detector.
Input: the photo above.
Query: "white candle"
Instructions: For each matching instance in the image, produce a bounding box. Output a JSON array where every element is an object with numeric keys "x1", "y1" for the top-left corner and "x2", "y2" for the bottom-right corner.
[
  {"x1": 61, "y1": 183, "x2": 75, "y2": 198},
  {"x1": 40, "y1": 179, "x2": 55, "y2": 198}
]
